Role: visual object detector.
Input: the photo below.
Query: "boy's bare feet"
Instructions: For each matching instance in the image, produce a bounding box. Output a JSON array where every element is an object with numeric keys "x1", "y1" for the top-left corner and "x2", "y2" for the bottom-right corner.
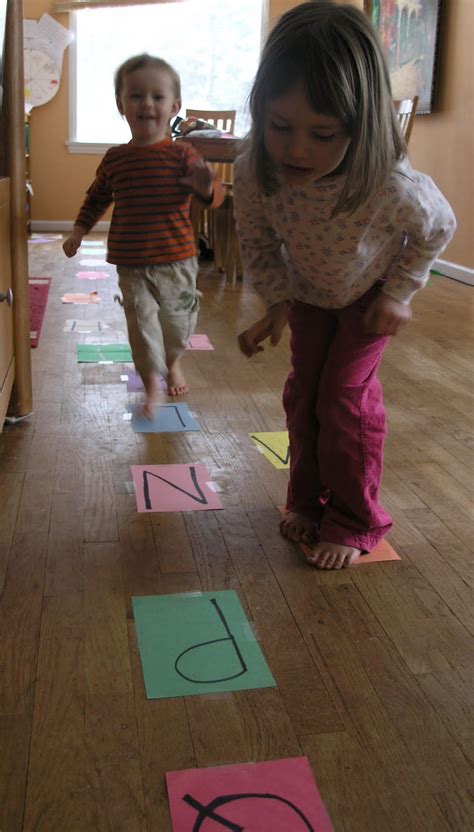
[
  {"x1": 305, "y1": 542, "x2": 361, "y2": 570},
  {"x1": 280, "y1": 510, "x2": 319, "y2": 544},
  {"x1": 167, "y1": 359, "x2": 188, "y2": 396},
  {"x1": 142, "y1": 372, "x2": 164, "y2": 420}
]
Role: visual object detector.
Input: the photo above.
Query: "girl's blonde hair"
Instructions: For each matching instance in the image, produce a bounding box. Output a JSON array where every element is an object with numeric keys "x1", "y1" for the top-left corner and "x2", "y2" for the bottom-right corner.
[
  {"x1": 246, "y1": 0, "x2": 405, "y2": 215},
  {"x1": 114, "y1": 53, "x2": 181, "y2": 101}
]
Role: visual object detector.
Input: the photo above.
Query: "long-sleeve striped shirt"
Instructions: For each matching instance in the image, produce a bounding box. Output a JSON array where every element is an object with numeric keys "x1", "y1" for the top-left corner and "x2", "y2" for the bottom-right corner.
[{"x1": 75, "y1": 138, "x2": 223, "y2": 266}]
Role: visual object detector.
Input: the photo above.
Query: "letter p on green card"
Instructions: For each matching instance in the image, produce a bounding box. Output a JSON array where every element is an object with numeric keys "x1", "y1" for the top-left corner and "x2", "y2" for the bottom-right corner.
[{"x1": 132, "y1": 591, "x2": 276, "y2": 699}]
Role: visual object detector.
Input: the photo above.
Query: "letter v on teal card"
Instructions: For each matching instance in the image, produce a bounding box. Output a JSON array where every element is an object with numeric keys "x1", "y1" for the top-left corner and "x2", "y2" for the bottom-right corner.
[{"x1": 132, "y1": 591, "x2": 276, "y2": 699}]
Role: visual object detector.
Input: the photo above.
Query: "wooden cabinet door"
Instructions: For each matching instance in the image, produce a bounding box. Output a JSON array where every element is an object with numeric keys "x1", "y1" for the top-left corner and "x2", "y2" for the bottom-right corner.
[{"x1": 0, "y1": 177, "x2": 14, "y2": 427}]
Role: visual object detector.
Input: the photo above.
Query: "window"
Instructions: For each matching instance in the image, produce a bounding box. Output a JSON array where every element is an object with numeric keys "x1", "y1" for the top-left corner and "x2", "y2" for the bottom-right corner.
[{"x1": 70, "y1": 0, "x2": 265, "y2": 150}]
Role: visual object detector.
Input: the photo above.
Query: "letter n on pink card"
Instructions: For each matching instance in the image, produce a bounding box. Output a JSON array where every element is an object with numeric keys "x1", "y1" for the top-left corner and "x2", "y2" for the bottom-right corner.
[
  {"x1": 166, "y1": 756, "x2": 333, "y2": 831},
  {"x1": 130, "y1": 464, "x2": 223, "y2": 512}
]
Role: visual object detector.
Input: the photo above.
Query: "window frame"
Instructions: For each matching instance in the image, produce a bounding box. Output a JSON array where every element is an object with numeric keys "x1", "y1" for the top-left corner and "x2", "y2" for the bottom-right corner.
[{"x1": 67, "y1": 1, "x2": 268, "y2": 154}]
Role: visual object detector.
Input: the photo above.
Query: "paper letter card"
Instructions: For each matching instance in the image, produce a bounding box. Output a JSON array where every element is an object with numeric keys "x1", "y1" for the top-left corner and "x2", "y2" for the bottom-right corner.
[
  {"x1": 64, "y1": 319, "x2": 109, "y2": 333},
  {"x1": 132, "y1": 590, "x2": 276, "y2": 699},
  {"x1": 75, "y1": 271, "x2": 110, "y2": 280},
  {"x1": 131, "y1": 463, "x2": 222, "y2": 512},
  {"x1": 130, "y1": 403, "x2": 200, "y2": 433},
  {"x1": 61, "y1": 291, "x2": 99, "y2": 304},
  {"x1": 250, "y1": 431, "x2": 290, "y2": 469},
  {"x1": 166, "y1": 756, "x2": 333, "y2": 831},
  {"x1": 186, "y1": 333, "x2": 214, "y2": 350},
  {"x1": 76, "y1": 343, "x2": 133, "y2": 363},
  {"x1": 122, "y1": 370, "x2": 166, "y2": 392}
]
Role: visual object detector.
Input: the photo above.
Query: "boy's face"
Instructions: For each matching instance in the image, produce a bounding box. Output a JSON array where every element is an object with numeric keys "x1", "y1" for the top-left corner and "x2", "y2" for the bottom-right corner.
[
  {"x1": 263, "y1": 81, "x2": 351, "y2": 185},
  {"x1": 117, "y1": 66, "x2": 181, "y2": 146}
]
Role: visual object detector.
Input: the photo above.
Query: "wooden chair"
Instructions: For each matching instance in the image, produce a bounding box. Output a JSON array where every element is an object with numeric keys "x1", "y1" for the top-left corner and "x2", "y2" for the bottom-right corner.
[
  {"x1": 394, "y1": 96, "x2": 418, "y2": 145},
  {"x1": 185, "y1": 108, "x2": 242, "y2": 282},
  {"x1": 185, "y1": 109, "x2": 235, "y2": 134}
]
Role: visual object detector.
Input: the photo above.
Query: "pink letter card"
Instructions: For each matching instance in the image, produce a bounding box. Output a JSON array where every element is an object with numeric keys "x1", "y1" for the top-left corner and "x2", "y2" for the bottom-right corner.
[
  {"x1": 186, "y1": 334, "x2": 214, "y2": 351},
  {"x1": 131, "y1": 464, "x2": 223, "y2": 512},
  {"x1": 166, "y1": 756, "x2": 333, "y2": 831}
]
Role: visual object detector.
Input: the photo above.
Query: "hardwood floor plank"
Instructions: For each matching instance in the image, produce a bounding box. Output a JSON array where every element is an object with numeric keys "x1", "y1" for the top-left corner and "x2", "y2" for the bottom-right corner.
[
  {"x1": 128, "y1": 622, "x2": 195, "y2": 832},
  {"x1": 300, "y1": 731, "x2": 396, "y2": 832},
  {"x1": 0, "y1": 712, "x2": 32, "y2": 832},
  {"x1": 302, "y1": 729, "x2": 451, "y2": 832},
  {"x1": 151, "y1": 513, "x2": 196, "y2": 573},
  {"x1": 84, "y1": 457, "x2": 119, "y2": 543},
  {"x1": 322, "y1": 582, "x2": 473, "y2": 794},
  {"x1": 217, "y1": 507, "x2": 344, "y2": 734},
  {"x1": 44, "y1": 492, "x2": 85, "y2": 596},
  {"x1": 85, "y1": 758, "x2": 147, "y2": 832},
  {"x1": 84, "y1": 542, "x2": 133, "y2": 697},
  {"x1": 0, "y1": 530, "x2": 48, "y2": 715},
  {"x1": 434, "y1": 788, "x2": 474, "y2": 831},
  {"x1": 185, "y1": 689, "x2": 302, "y2": 768},
  {"x1": 0, "y1": 471, "x2": 24, "y2": 592},
  {"x1": 23, "y1": 594, "x2": 86, "y2": 832},
  {"x1": 404, "y1": 508, "x2": 473, "y2": 590}
]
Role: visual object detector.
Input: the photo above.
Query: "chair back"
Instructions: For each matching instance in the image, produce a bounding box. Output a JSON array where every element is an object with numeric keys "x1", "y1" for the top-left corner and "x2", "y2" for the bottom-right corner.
[
  {"x1": 185, "y1": 109, "x2": 237, "y2": 186},
  {"x1": 393, "y1": 96, "x2": 419, "y2": 145},
  {"x1": 186, "y1": 109, "x2": 236, "y2": 134}
]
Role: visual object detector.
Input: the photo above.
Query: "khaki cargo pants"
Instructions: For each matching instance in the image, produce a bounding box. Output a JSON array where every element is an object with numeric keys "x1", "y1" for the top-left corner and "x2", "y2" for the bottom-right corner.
[{"x1": 117, "y1": 257, "x2": 199, "y2": 380}]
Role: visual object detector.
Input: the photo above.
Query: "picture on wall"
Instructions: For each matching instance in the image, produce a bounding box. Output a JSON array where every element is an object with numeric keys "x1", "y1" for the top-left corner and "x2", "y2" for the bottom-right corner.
[{"x1": 364, "y1": 0, "x2": 443, "y2": 114}]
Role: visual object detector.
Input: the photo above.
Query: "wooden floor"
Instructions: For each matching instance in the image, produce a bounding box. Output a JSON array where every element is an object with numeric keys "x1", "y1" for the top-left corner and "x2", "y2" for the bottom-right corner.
[{"x1": 1, "y1": 236, "x2": 473, "y2": 831}]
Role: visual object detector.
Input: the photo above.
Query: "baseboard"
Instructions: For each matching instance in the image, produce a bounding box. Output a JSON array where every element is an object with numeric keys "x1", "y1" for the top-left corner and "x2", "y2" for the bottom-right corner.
[
  {"x1": 30, "y1": 220, "x2": 111, "y2": 232},
  {"x1": 432, "y1": 259, "x2": 474, "y2": 286}
]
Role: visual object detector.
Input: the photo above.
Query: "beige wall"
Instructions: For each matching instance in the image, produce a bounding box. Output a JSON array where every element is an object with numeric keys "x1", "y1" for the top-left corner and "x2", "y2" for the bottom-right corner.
[{"x1": 26, "y1": 0, "x2": 473, "y2": 269}]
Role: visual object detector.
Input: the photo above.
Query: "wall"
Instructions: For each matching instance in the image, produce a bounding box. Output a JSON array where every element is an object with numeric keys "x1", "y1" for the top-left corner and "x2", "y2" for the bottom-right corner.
[
  {"x1": 25, "y1": 0, "x2": 473, "y2": 270},
  {"x1": 407, "y1": 0, "x2": 473, "y2": 271}
]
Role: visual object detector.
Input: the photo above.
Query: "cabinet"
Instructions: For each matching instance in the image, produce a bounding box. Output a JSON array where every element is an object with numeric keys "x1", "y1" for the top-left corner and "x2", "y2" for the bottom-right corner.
[{"x1": 0, "y1": 0, "x2": 32, "y2": 429}]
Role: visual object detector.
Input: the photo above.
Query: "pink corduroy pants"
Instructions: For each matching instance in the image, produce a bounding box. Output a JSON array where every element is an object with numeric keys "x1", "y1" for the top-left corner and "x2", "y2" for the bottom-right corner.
[{"x1": 283, "y1": 286, "x2": 393, "y2": 552}]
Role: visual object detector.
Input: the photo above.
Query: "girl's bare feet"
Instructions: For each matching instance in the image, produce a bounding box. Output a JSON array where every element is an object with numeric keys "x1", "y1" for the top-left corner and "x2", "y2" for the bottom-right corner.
[
  {"x1": 305, "y1": 542, "x2": 361, "y2": 569},
  {"x1": 167, "y1": 359, "x2": 188, "y2": 396},
  {"x1": 280, "y1": 510, "x2": 319, "y2": 544}
]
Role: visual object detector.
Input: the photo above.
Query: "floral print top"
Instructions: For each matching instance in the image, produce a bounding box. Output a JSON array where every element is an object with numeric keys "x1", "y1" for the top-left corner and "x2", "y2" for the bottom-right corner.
[{"x1": 233, "y1": 153, "x2": 456, "y2": 309}]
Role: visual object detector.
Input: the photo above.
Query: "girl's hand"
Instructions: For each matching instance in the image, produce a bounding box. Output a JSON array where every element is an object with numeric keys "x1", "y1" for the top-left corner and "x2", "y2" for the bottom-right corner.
[
  {"x1": 179, "y1": 161, "x2": 215, "y2": 201},
  {"x1": 63, "y1": 227, "x2": 85, "y2": 258},
  {"x1": 363, "y1": 292, "x2": 412, "y2": 336},
  {"x1": 238, "y1": 301, "x2": 289, "y2": 357}
]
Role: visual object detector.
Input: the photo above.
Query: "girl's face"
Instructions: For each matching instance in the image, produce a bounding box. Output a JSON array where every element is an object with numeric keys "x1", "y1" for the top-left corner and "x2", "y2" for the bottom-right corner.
[
  {"x1": 117, "y1": 66, "x2": 181, "y2": 146},
  {"x1": 263, "y1": 82, "x2": 351, "y2": 185}
]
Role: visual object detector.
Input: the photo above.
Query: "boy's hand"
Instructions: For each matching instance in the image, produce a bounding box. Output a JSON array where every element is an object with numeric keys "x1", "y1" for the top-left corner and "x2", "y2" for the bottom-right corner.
[
  {"x1": 238, "y1": 301, "x2": 289, "y2": 357},
  {"x1": 63, "y1": 227, "x2": 85, "y2": 258},
  {"x1": 179, "y1": 161, "x2": 215, "y2": 200},
  {"x1": 363, "y1": 292, "x2": 412, "y2": 336}
]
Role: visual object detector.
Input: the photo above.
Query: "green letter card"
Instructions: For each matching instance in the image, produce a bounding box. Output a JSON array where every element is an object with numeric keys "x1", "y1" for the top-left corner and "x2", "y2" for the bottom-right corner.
[{"x1": 132, "y1": 590, "x2": 276, "y2": 699}]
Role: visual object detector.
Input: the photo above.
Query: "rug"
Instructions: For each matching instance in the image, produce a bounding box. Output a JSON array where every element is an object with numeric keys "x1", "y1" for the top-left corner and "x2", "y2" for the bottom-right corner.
[{"x1": 29, "y1": 277, "x2": 51, "y2": 348}]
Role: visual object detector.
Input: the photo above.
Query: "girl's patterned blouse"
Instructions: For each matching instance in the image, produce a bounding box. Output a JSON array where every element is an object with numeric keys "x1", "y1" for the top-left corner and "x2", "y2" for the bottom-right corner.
[{"x1": 233, "y1": 153, "x2": 456, "y2": 309}]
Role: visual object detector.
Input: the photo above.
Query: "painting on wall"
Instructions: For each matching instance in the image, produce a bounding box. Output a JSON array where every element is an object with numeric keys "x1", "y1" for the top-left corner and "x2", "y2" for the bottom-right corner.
[{"x1": 364, "y1": 0, "x2": 443, "y2": 114}]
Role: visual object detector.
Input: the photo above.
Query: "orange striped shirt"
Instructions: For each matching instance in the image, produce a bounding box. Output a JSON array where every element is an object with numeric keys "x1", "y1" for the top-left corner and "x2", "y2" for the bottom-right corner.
[{"x1": 75, "y1": 138, "x2": 223, "y2": 266}]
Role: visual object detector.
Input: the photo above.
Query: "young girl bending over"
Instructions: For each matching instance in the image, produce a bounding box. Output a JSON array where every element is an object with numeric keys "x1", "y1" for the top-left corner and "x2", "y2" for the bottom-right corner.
[{"x1": 234, "y1": 1, "x2": 456, "y2": 569}]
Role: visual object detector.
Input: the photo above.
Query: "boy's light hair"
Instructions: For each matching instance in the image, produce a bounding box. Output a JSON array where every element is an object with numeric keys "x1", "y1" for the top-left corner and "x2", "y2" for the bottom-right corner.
[
  {"x1": 246, "y1": 0, "x2": 405, "y2": 216},
  {"x1": 114, "y1": 53, "x2": 181, "y2": 101}
]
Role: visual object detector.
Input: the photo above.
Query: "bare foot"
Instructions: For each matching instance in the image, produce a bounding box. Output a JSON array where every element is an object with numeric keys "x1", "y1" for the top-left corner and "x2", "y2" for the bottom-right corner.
[
  {"x1": 142, "y1": 372, "x2": 164, "y2": 419},
  {"x1": 305, "y1": 541, "x2": 361, "y2": 570},
  {"x1": 280, "y1": 511, "x2": 319, "y2": 544},
  {"x1": 167, "y1": 359, "x2": 188, "y2": 396}
]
